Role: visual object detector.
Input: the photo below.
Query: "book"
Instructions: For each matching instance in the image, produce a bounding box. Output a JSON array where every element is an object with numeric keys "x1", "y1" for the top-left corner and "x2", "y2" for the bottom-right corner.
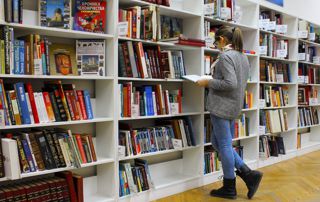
[
  {"x1": 182, "y1": 75, "x2": 212, "y2": 83},
  {"x1": 74, "y1": 0, "x2": 107, "y2": 33},
  {"x1": 72, "y1": 173, "x2": 84, "y2": 202},
  {"x1": 49, "y1": 43, "x2": 77, "y2": 76},
  {"x1": 76, "y1": 40, "x2": 105, "y2": 76},
  {"x1": 39, "y1": 0, "x2": 71, "y2": 29}
]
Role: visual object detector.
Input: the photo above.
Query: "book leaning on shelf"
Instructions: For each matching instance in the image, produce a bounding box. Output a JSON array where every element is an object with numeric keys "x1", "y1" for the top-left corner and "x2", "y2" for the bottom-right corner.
[
  {"x1": 259, "y1": 109, "x2": 288, "y2": 134},
  {"x1": 1, "y1": 128, "x2": 97, "y2": 174},
  {"x1": 0, "y1": 80, "x2": 94, "y2": 127},
  {"x1": 119, "y1": 83, "x2": 182, "y2": 118},
  {"x1": 119, "y1": 159, "x2": 153, "y2": 197},
  {"x1": 0, "y1": 26, "x2": 106, "y2": 76},
  {"x1": 119, "y1": 41, "x2": 186, "y2": 79},
  {"x1": 259, "y1": 135, "x2": 285, "y2": 158},
  {"x1": 119, "y1": 117, "x2": 196, "y2": 158}
]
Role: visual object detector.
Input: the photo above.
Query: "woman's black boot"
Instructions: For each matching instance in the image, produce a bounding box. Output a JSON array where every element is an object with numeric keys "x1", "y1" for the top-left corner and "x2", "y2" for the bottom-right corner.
[
  {"x1": 236, "y1": 164, "x2": 263, "y2": 199},
  {"x1": 210, "y1": 178, "x2": 237, "y2": 199}
]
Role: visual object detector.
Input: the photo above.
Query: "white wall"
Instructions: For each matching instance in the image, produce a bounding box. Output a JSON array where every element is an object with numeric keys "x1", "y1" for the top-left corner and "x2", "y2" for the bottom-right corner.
[{"x1": 259, "y1": 0, "x2": 320, "y2": 25}]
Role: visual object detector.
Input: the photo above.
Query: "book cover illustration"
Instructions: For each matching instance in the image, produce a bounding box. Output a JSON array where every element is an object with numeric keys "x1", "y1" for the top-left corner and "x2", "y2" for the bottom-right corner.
[
  {"x1": 49, "y1": 43, "x2": 77, "y2": 76},
  {"x1": 74, "y1": 0, "x2": 107, "y2": 33},
  {"x1": 160, "y1": 16, "x2": 183, "y2": 40},
  {"x1": 39, "y1": 0, "x2": 71, "y2": 29},
  {"x1": 76, "y1": 40, "x2": 105, "y2": 76}
]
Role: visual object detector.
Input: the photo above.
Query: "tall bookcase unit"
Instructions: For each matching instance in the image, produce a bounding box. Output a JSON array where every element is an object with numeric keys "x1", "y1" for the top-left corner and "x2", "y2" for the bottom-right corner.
[{"x1": 0, "y1": 0, "x2": 320, "y2": 202}]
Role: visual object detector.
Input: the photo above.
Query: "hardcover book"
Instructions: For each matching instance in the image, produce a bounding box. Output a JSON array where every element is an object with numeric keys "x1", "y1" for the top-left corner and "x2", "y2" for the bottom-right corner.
[
  {"x1": 74, "y1": 0, "x2": 107, "y2": 33},
  {"x1": 39, "y1": 0, "x2": 71, "y2": 29},
  {"x1": 49, "y1": 43, "x2": 77, "y2": 76},
  {"x1": 76, "y1": 40, "x2": 105, "y2": 76}
]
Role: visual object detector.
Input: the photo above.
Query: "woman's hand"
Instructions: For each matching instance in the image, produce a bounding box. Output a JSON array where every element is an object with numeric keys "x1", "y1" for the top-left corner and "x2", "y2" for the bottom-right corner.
[{"x1": 197, "y1": 79, "x2": 211, "y2": 87}]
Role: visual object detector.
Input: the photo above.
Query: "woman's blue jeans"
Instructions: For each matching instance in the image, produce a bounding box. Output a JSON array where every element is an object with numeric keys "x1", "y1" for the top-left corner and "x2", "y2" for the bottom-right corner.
[{"x1": 210, "y1": 114, "x2": 245, "y2": 179}]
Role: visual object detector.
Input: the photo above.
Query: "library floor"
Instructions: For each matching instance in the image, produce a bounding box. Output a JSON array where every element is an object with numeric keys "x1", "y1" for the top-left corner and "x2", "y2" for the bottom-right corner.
[{"x1": 154, "y1": 151, "x2": 320, "y2": 202}]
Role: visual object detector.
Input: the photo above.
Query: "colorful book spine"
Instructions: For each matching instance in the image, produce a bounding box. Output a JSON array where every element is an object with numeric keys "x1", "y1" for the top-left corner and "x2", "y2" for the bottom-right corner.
[
  {"x1": 21, "y1": 139, "x2": 36, "y2": 172},
  {"x1": 19, "y1": 40, "x2": 25, "y2": 74},
  {"x1": 83, "y1": 90, "x2": 93, "y2": 119},
  {"x1": 13, "y1": 40, "x2": 20, "y2": 74},
  {"x1": 14, "y1": 82, "x2": 31, "y2": 124}
]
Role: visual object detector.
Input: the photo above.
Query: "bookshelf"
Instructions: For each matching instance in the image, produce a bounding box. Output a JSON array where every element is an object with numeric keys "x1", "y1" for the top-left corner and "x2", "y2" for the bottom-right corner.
[{"x1": 0, "y1": 0, "x2": 320, "y2": 202}]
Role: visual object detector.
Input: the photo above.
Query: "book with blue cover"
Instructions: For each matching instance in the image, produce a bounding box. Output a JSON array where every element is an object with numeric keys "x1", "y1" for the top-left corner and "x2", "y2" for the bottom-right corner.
[
  {"x1": 83, "y1": 90, "x2": 93, "y2": 119},
  {"x1": 14, "y1": 82, "x2": 31, "y2": 124}
]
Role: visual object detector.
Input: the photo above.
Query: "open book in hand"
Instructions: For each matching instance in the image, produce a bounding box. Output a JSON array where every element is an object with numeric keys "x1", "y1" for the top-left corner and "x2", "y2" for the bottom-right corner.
[{"x1": 182, "y1": 75, "x2": 213, "y2": 83}]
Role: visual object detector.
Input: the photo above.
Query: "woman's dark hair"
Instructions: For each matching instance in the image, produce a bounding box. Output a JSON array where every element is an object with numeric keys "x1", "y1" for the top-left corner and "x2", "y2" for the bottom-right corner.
[{"x1": 215, "y1": 26, "x2": 244, "y2": 52}]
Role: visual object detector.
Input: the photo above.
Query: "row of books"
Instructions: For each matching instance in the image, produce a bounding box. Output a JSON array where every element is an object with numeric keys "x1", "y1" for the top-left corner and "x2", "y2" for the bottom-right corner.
[
  {"x1": 298, "y1": 107, "x2": 319, "y2": 127},
  {"x1": 204, "y1": 148, "x2": 220, "y2": 174},
  {"x1": 2, "y1": 0, "x2": 107, "y2": 33},
  {"x1": 203, "y1": 0, "x2": 237, "y2": 21},
  {"x1": 298, "y1": 42, "x2": 319, "y2": 63},
  {"x1": 0, "y1": 128, "x2": 97, "y2": 174},
  {"x1": 259, "y1": 60, "x2": 291, "y2": 83},
  {"x1": 204, "y1": 114, "x2": 250, "y2": 143},
  {"x1": 259, "y1": 109, "x2": 289, "y2": 134},
  {"x1": 298, "y1": 63, "x2": 320, "y2": 84},
  {"x1": 260, "y1": 85, "x2": 289, "y2": 108},
  {"x1": 259, "y1": 10, "x2": 287, "y2": 33},
  {"x1": 0, "y1": 80, "x2": 93, "y2": 127},
  {"x1": 118, "y1": 6, "x2": 182, "y2": 42},
  {"x1": 0, "y1": 171, "x2": 83, "y2": 201},
  {"x1": 119, "y1": 118, "x2": 196, "y2": 157},
  {"x1": 259, "y1": 135, "x2": 285, "y2": 159},
  {"x1": 119, "y1": 83, "x2": 182, "y2": 118},
  {"x1": 203, "y1": 20, "x2": 218, "y2": 48},
  {"x1": 0, "y1": 26, "x2": 106, "y2": 76},
  {"x1": 119, "y1": 41, "x2": 186, "y2": 79},
  {"x1": 244, "y1": 91, "x2": 253, "y2": 109},
  {"x1": 298, "y1": 20, "x2": 320, "y2": 42},
  {"x1": 259, "y1": 33, "x2": 289, "y2": 59},
  {"x1": 298, "y1": 86, "x2": 318, "y2": 106},
  {"x1": 119, "y1": 159, "x2": 152, "y2": 197}
]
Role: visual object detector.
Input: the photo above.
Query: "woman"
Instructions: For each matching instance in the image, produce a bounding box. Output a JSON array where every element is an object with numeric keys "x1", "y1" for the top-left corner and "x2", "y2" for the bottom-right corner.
[{"x1": 197, "y1": 26, "x2": 263, "y2": 199}]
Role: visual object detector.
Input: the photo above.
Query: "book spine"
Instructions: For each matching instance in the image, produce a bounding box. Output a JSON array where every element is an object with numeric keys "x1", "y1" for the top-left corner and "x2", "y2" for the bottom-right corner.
[
  {"x1": 74, "y1": 135, "x2": 87, "y2": 164},
  {"x1": 15, "y1": 137, "x2": 30, "y2": 173},
  {"x1": 40, "y1": 40, "x2": 46, "y2": 75},
  {"x1": 42, "y1": 92, "x2": 56, "y2": 122},
  {"x1": 83, "y1": 90, "x2": 93, "y2": 119},
  {"x1": 21, "y1": 139, "x2": 36, "y2": 172},
  {"x1": 19, "y1": 40, "x2": 24, "y2": 74},
  {"x1": 5, "y1": 91, "x2": 16, "y2": 125},
  {"x1": 14, "y1": 40, "x2": 20, "y2": 74},
  {"x1": 64, "y1": 91, "x2": 75, "y2": 121},
  {"x1": 12, "y1": 0, "x2": 19, "y2": 23},
  {"x1": 44, "y1": 37, "x2": 50, "y2": 75},
  {"x1": 44, "y1": 131, "x2": 61, "y2": 168},
  {"x1": 18, "y1": 0, "x2": 23, "y2": 23},
  {"x1": 87, "y1": 135, "x2": 97, "y2": 161},
  {"x1": 25, "y1": 93, "x2": 35, "y2": 124},
  {"x1": 48, "y1": 92, "x2": 61, "y2": 122},
  {"x1": 51, "y1": 133, "x2": 66, "y2": 167},
  {"x1": 3, "y1": 26, "x2": 10, "y2": 74},
  {"x1": 76, "y1": 91, "x2": 88, "y2": 120},
  {"x1": 14, "y1": 83, "x2": 31, "y2": 124}
]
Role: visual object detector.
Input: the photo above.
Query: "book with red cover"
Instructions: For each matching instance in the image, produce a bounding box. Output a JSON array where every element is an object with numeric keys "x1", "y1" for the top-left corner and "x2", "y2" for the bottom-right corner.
[
  {"x1": 55, "y1": 171, "x2": 78, "y2": 202},
  {"x1": 72, "y1": 174, "x2": 84, "y2": 202},
  {"x1": 76, "y1": 90, "x2": 88, "y2": 120},
  {"x1": 74, "y1": 0, "x2": 107, "y2": 33},
  {"x1": 25, "y1": 83, "x2": 40, "y2": 123},
  {"x1": 87, "y1": 135, "x2": 97, "y2": 162},
  {"x1": 74, "y1": 134, "x2": 87, "y2": 163}
]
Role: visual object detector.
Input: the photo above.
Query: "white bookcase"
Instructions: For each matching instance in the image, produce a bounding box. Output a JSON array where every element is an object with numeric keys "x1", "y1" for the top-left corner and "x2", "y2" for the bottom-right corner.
[{"x1": 1, "y1": 0, "x2": 320, "y2": 201}]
